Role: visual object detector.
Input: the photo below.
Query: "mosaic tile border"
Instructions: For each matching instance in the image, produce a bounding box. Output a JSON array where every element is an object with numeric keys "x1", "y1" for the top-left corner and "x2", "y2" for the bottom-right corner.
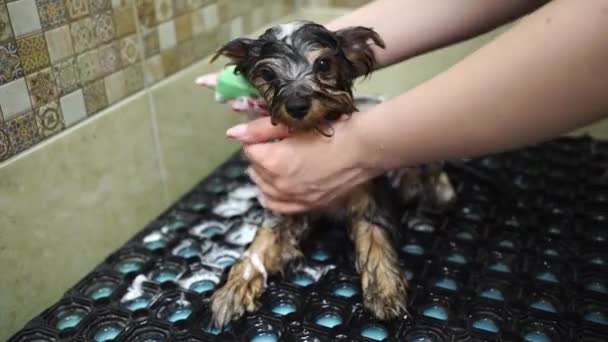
[{"x1": 0, "y1": 0, "x2": 369, "y2": 162}]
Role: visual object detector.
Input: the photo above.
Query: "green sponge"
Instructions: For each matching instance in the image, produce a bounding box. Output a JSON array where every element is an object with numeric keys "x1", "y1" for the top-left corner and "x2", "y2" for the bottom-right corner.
[{"x1": 215, "y1": 65, "x2": 260, "y2": 102}]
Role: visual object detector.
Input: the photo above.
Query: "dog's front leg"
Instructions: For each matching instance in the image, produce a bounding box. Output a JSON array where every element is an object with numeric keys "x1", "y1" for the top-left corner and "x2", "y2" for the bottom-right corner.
[
  {"x1": 348, "y1": 188, "x2": 409, "y2": 320},
  {"x1": 210, "y1": 214, "x2": 308, "y2": 328}
]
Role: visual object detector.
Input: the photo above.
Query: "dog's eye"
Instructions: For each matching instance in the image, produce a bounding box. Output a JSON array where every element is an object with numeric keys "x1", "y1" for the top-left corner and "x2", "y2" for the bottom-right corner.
[
  {"x1": 260, "y1": 68, "x2": 276, "y2": 82},
  {"x1": 315, "y1": 58, "x2": 332, "y2": 73}
]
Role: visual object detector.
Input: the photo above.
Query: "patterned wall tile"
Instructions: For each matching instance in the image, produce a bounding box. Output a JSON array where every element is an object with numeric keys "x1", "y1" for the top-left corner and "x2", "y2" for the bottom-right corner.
[
  {"x1": 52, "y1": 57, "x2": 80, "y2": 93},
  {"x1": 65, "y1": 0, "x2": 89, "y2": 20},
  {"x1": 172, "y1": 0, "x2": 187, "y2": 16},
  {"x1": 59, "y1": 88, "x2": 86, "y2": 125},
  {"x1": 143, "y1": 27, "x2": 158, "y2": 57},
  {"x1": 120, "y1": 34, "x2": 139, "y2": 65},
  {"x1": 70, "y1": 17, "x2": 96, "y2": 53},
  {"x1": 104, "y1": 68, "x2": 125, "y2": 103},
  {"x1": 34, "y1": 100, "x2": 64, "y2": 137},
  {"x1": 93, "y1": 11, "x2": 115, "y2": 43},
  {"x1": 7, "y1": 0, "x2": 41, "y2": 37},
  {"x1": 76, "y1": 48, "x2": 100, "y2": 83},
  {"x1": 45, "y1": 25, "x2": 73, "y2": 62},
  {"x1": 0, "y1": 123, "x2": 12, "y2": 161},
  {"x1": 135, "y1": 0, "x2": 155, "y2": 28},
  {"x1": 143, "y1": 54, "x2": 162, "y2": 85},
  {"x1": 160, "y1": 46, "x2": 175, "y2": 75},
  {"x1": 26, "y1": 67, "x2": 59, "y2": 108},
  {"x1": 5, "y1": 110, "x2": 40, "y2": 153},
  {"x1": 0, "y1": 40, "x2": 23, "y2": 84},
  {"x1": 157, "y1": 19, "x2": 175, "y2": 50},
  {"x1": 123, "y1": 62, "x2": 142, "y2": 94},
  {"x1": 154, "y1": 0, "x2": 172, "y2": 23},
  {"x1": 176, "y1": 38, "x2": 192, "y2": 68},
  {"x1": 192, "y1": 30, "x2": 215, "y2": 59},
  {"x1": 98, "y1": 41, "x2": 121, "y2": 75},
  {"x1": 174, "y1": 13, "x2": 191, "y2": 43},
  {"x1": 0, "y1": 4, "x2": 15, "y2": 41},
  {"x1": 189, "y1": 9, "x2": 202, "y2": 35},
  {"x1": 113, "y1": 4, "x2": 135, "y2": 37},
  {"x1": 36, "y1": 0, "x2": 68, "y2": 30},
  {"x1": 16, "y1": 33, "x2": 49, "y2": 74},
  {"x1": 82, "y1": 78, "x2": 107, "y2": 114},
  {"x1": 200, "y1": 2, "x2": 217, "y2": 31},
  {"x1": 228, "y1": 15, "x2": 242, "y2": 40},
  {"x1": 89, "y1": 0, "x2": 110, "y2": 14},
  {"x1": 0, "y1": 77, "x2": 31, "y2": 119}
]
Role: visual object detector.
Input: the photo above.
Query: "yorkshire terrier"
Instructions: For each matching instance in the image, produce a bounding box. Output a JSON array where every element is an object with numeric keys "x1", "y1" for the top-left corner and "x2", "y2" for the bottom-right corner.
[{"x1": 208, "y1": 20, "x2": 456, "y2": 328}]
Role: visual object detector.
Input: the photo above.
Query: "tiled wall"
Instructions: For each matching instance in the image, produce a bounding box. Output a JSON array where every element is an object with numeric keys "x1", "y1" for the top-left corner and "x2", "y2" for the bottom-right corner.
[{"x1": 0, "y1": 0, "x2": 298, "y2": 163}]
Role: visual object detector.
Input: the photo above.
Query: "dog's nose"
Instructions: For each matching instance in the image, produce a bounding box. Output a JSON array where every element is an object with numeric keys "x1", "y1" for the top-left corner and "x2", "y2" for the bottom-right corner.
[{"x1": 285, "y1": 96, "x2": 311, "y2": 119}]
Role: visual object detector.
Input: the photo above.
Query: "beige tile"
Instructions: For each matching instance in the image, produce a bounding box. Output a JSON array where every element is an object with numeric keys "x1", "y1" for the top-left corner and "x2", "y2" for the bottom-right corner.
[
  {"x1": 135, "y1": 0, "x2": 156, "y2": 28},
  {"x1": 93, "y1": 10, "x2": 116, "y2": 44},
  {"x1": 59, "y1": 88, "x2": 86, "y2": 125},
  {"x1": 16, "y1": 33, "x2": 50, "y2": 74},
  {"x1": 152, "y1": 56, "x2": 243, "y2": 202},
  {"x1": 36, "y1": 0, "x2": 68, "y2": 30},
  {"x1": 175, "y1": 13, "x2": 191, "y2": 43},
  {"x1": 143, "y1": 27, "x2": 159, "y2": 57},
  {"x1": 200, "y1": 2, "x2": 217, "y2": 31},
  {"x1": 34, "y1": 99, "x2": 64, "y2": 137},
  {"x1": 176, "y1": 38, "x2": 193, "y2": 68},
  {"x1": 0, "y1": 94, "x2": 165, "y2": 340},
  {"x1": 158, "y1": 19, "x2": 176, "y2": 50},
  {"x1": 0, "y1": 4, "x2": 15, "y2": 41},
  {"x1": 76, "y1": 48, "x2": 100, "y2": 83},
  {"x1": 70, "y1": 17, "x2": 96, "y2": 54},
  {"x1": 45, "y1": 25, "x2": 74, "y2": 63},
  {"x1": 83, "y1": 78, "x2": 107, "y2": 114},
  {"x1": 7, "y1": 0, "x2": 41, "y2": 37},
  {"x1": 5, "y1": 110, "x2": 40, "y2": 153},
  {"x1": 98, "y1": 41, "x2": 122, "y2": 75},
  {"x1": 65, "y1": 0, "x2": 89, "y2": 20},
  {"x1": 190, "y1": 9, "x2": 204, "y2": 35},
  {"x1": 154, "y1": 0, "x2": 171, "y2": 22},
  {"x1": 52, "y1": 56, "x2": 80, "y2": 94},
  {"x1": 113, "y1": 4, "x2": 135, "y2": 37},
  {"x1": 0, "y1": 78, "x2": 32, "y2": 119},
  {"x1": 25, "y1": 67, "x2": 59, "y2": 108},
  {"x1": 104, "y1": 68, "x2": 126, "y2": 103},
  {"x1": 120, "y1": 34, "x2": 140, "y2": 66},
  {"x1": 229, "y1": 15, "x2": 242, "y2": 40},
  {"x1": 143, "y1": 53, "x2": 162, "y2": 85},
  {"x1": 160, "y1": 46, "x2": 176, "y2": 75},
  {"x1": 123, "y1": 62, "x2": 143, "y2": 94}
]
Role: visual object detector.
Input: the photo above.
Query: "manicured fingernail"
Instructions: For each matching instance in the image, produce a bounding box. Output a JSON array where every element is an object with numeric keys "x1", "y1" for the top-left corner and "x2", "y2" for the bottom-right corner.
[{"x1": 226, "y1": 124, "x2": 247, "y2": 138}]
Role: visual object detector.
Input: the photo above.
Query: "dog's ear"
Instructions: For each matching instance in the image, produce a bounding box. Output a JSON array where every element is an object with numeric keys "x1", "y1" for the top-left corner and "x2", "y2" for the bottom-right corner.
[
  {"x1": 334, "y1": 27, "x2": 385, "y2": 77},
  {"x1": 210, "y1": 38, "x2": 255, "y2": 66}
]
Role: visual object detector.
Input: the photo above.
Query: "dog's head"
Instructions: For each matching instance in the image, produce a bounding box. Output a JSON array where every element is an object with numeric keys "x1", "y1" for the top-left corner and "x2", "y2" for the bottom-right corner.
[{"x1": 211, "y1": 20, "x2": 385, "y2": 134}]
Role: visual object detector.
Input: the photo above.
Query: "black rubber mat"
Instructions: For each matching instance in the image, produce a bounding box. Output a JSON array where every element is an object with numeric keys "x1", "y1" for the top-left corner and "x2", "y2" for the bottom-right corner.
[{"x1": 9, "y1": 135, "x2": 608, "y2": 341}]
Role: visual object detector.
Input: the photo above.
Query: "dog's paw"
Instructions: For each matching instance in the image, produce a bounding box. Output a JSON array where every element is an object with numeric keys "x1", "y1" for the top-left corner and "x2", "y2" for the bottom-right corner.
[
  {"x1": 361, "y1": 264, "x2": 409, "y2": 320},
  {"x1": 209, "y1": 259, "x2": 266, "y2": 328}
]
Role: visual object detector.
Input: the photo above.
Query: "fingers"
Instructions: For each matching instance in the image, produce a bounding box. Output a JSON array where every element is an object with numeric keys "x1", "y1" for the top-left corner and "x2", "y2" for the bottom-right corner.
[
  {"x1": 230, "y1": 97, "x2": 269, "y2": 116},
  {"x1": 195, "y1": 73, "x2": 218, "y2": 89},
  {"x1": 258, "y1": 194, "x2": 311, "y2": 214},
  {"x1": 227, "y1": 117, "x2": 290, "y2": 143},
  {"x1": 246, "y1": 167, "x2": 290, "y2": 202}
]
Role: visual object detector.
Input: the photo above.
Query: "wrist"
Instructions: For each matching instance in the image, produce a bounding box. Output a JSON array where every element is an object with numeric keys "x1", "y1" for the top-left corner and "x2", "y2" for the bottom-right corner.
[{"x1": 342, "y1": 112, "x2": 386, "y2": 178}]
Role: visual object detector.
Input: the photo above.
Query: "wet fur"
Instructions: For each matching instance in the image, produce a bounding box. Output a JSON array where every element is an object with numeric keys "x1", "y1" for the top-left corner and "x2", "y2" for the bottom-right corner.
[{"x1": 208, "y1": 21, "x2": 455, "y2": 328}]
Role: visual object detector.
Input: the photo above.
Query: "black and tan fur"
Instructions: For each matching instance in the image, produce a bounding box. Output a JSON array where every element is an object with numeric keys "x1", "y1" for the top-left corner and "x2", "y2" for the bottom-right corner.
[{"x1": 208, "y1": 20, "x2": 455, "y2": 328}]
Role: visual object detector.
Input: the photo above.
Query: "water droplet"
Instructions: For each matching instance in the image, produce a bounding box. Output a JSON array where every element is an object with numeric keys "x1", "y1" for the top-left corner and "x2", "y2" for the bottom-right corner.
[
  {"x1": 498, "y1": 240, "x2": 515, "y2": 249},
  {"x1": 480, "y1": 288, "x2": 504, "y2": 301},
  {"x1": 315, "y1": 312, "x2": 343, "y2": 328},
  {"x1": 584, "y1": 311, "x2": 608, "y2": 325},
  {"x1": 272, "y1": 302, "x2": 296, "y2": 316},
  {"x1": 360, "y1": 324, "x2": 388, "y2": 340},
  {"x1": 405, "y1": 269, "x2": 414, "y2": 281},
  {"x1": 472, "y1": 318, "x2": 499, "y2": 333},
  {"x1": 250, "y1": 332, "x2": 278, "y2": 342},
  {"x1": 190, "y1": 280, "x2": 215, "y2": 294},
  {"x1": 402, "y1": 244, "x2": 424, "y2": 255},
  {"x1": 524, "y1": 331, "x2": 551, "y2": 342},
  {"x1": 446, "y1": 253, "x2": 467, "y2": 264},
  {"x1": 456, "y1": 231, "x2": 474, "y2": 241},
  {"x1": 334, "y1": 284, "x2": 358, "y2": 298},
  {"x1": 530, "y1": 299, "x2": 558, "y2": 313},
  {"x1": 167, "y1": 305, "x2": 192, "y2": 323},
  {"x1": 94, "y1": 324, "x2": 123, "y2": 341},
  {"x1": 55, "y1": 312, "x2": 85, "y2": 330},
  {"x1": 434, "y1": 277, "x2": 458, "y2": 291},
  {"x1": 590, "y1": 256, "x2": 606, "y2": 265},
  {"x1": 422, "y1": 305, "x2": 448, "y2": 321},
  {"x1": 543, "y1": 249, "x2": 559, "y2": 257}
]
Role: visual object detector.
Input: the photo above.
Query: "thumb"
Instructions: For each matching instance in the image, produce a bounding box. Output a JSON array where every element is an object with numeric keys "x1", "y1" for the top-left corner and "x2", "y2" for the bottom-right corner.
[{"x1": 226, "y1": 117, "x2": 289, "y2": 143}]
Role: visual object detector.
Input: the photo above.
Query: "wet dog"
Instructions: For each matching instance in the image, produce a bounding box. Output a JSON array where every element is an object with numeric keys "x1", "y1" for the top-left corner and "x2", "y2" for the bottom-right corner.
[{"x1": 208, "y1": 20, "x2": 456, "y2": 328}]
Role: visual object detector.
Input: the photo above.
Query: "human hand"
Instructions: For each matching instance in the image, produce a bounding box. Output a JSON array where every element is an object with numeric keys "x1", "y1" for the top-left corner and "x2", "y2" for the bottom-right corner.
[
  {"x1": 195, "y1": 73, "x2": 269, "y2": 116},
  {"x1": 226, "y1": 116, "x2": 379, "y2": 214}
]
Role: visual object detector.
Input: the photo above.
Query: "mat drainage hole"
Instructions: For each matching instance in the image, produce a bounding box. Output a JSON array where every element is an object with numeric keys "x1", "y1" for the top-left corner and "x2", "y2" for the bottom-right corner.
[
  {"x1": 311, "y1": 249, "x2": 331, "y2": 262},
  {"x1": 333, "y1": 284, "x2": 358, "y2": 298},
  {"x1": 488, "y1": 262, "x2": 511, "y2": 273},
  {"x1": 536, "y1": 271, "x2": 559, "y2": 283},
  {"x1": 455, "y1": 231, "x2": 474, "y2": 241},
  {"x1": 543, "y1": 248, "x2": 559, "y2": 257},
  {"x1": 271, "y1": 302, "x2": 296, "y2": 316},
  {"x1": 151, "y1": 269, "x2": 179, "y2": 283},
  {"x1": 250, "y1": 331, "x2": 279, "y2": 342},
  {"x1": 402, "y1": 244, "x2": 424, "y2": 255},
  {"x1": 446, "y1": 252, "x2": 467, "y2": 265},
  {"x1": 89, "y1": 285, "x2": 115, "y2": 300},
  {"x1": 524, "y1": 331, "x2": 552, "y2": 342},
  {"x1": 124, "y1": 295, "x2": 152, "y2": 311},
  {"x1": 584, "y1": 311, "x2": 608, "y2": 326},
  {"x1": 93, "y1": 323, "x2": 124, "y2": 342},
  {"x1": 422, "y1": 305, "x2": 448, "y2": 321},
  {"x1": 472, "y1": 317, "x2": 499, "y2": 333},
  {"x1": 166, "y1": 303, "x2": 192, "y2": 323},
  {"x1": 55, "y1": 311, "x2": 86, "y2": 330},
  {"x1": 315, "y1": 312, "x2": 343, "y2": 328},
  {"x1": 479, "y1": 288, "x2": 504, "y2": 301},
  {"x1": 290, "y1": 273, "x2": 315, "y2": 287},
  {"x1": 405, "y1": 269, "x2": 414, "y2": 281},
  {"x1": 215, "y1": 255, "x2": 237, "y2": 268},
  {"x1": 176, "y1": 245, "x2": 200, "y2": 259},
  {"x1": 115, "y1": 260, "x2": 143, "y2": 274},
  {"x1": 360, "y1": 323, "x2": 388, "y2": 341},
  {"x1": 190, "y1": 280, "x2": 216, "y2": 294},
  {"x1": 144, "y1": 239, "x2": 167, "y2": 251},
  {"x1": 530, "y1": 299, "x2": 558, "y2": 313},
  {"x1": 434, "y1": 277, "x2": 458, "y2": 291},
  {"x1": 408, "y1": 337, "x2": 434, "y2": 342},
  {"x1": 586, "y1": 281, "x2": 608, "y2": 294}
]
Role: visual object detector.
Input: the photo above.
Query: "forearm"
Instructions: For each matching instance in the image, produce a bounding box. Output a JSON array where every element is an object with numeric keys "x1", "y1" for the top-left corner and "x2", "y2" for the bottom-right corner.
[
  {"x1": 354, "y1": 0, "x2": 608, "y2": 171},
  {"x1": 324, "y1": 0, "x2": 547, "y2": 70}
]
